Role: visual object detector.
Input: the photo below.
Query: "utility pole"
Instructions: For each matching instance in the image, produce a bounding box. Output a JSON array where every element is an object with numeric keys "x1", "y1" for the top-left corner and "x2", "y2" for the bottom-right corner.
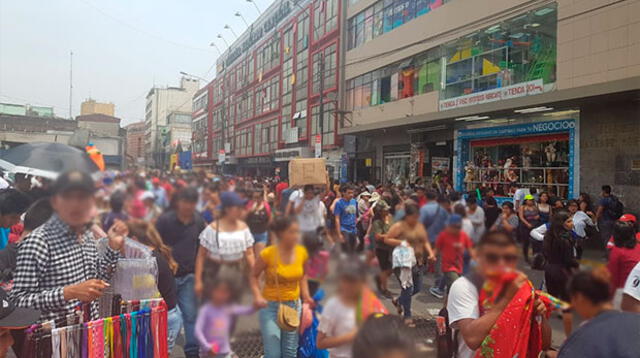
[
  {"x1": 69, "y1": 51, "x2": 73, "y2": 119},
  {"x1": 316, "y1": 53, "x2": 325, "y2": 158}
]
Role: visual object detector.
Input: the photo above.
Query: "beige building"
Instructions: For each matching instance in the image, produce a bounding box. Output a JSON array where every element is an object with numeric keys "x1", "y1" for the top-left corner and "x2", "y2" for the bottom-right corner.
[
  {"x1": 145, "y1": 77, "x2": 199, "y2": 168},
  {"x1": 341, "y1": 0, "x2": 640, "y2": 210},
  {"x1": 80, "y1": 99, "x2": 115, "y2": 117}
]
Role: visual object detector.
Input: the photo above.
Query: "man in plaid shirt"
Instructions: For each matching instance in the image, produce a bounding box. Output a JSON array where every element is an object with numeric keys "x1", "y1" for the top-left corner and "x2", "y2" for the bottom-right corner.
[{"x1": 10, "y1": 171, "x2": 125, "y2": 323}]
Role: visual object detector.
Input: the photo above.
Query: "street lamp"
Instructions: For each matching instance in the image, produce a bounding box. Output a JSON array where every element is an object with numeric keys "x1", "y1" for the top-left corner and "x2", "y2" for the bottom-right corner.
[
  {"x1": 209, "y1": 42, "x2": 222, "y2": 55},
  {"x1": 179, "y1": 71, "x2": 208, "y2": 82},
  {"x1": 234, "y1": 11, "x2": 249, "y2": 27},
  {"x1": 217, "y1": 34, "x2": 230, "y2": 47},
  {"x1": 224, "y1": 24, "x2": 238, "y2": 39},
  {"x1": 246, "y1": 0, "x2": 261, "y2": 14}
]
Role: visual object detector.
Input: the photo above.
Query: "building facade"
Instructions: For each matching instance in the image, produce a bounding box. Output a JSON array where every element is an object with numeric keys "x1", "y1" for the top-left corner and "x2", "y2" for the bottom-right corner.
[
  {"x1": 193, "y1": 0, "x2": 345, "y2": 178},
  {"x1": 341, "y1": 0, "x2": 640, "y2": 209},
  {"x1": 80, "y1": 99, "x2": 115, "y2": 117},
  {"x1": 125, "y1": 122, "x2": 146, "y2": 167},
  {"x1": 145, "y1": 77, "x2": 199, "y2": 168}
]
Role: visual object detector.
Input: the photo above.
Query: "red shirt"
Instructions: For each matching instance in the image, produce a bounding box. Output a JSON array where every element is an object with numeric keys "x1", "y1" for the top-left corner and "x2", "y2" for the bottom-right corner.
[
  {"x1": 606, "y1": 233, "x2": 640, "y2": 250},
  {"x1": 275, "y1": 182, "x2": 289, "y2": 201},
  {"x1": 607, "y1": 244, "x2": 640, "y2": 291},
  {"x1": 435, "y1": 230, "x2": 473, "y2": 274},
  {"x1": 418, "y1": 195, "x2": 427, "y2": 208}
]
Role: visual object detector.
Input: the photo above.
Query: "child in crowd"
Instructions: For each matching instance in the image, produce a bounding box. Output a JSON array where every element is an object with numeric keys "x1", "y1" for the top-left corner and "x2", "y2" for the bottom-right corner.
[
  {"x1": 303, "y1": 230, "x2": 330, "y2": 297},
  {"x1": 352, "y1": 314, "x2": 415, "y2": 358},
  {"x1": 317, "y1": 260, "x2": 368, "y2": 358},
  {"x1": 433, "y1": 214, "x2": 474, "y2": 293},
  {"x1": 195, "y1": 270, "x2": 254, "y2": 358}
]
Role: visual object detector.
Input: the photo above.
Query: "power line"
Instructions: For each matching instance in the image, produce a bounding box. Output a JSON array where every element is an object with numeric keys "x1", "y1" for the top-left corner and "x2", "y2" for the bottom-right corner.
[{"x1": 77, "y1": 0, "x2": 213, "y2": 53}]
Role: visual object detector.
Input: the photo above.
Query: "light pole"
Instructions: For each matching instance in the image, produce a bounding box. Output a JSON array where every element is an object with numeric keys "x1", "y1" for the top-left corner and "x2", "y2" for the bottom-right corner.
[
  {"x1": 209, "y1": 42, "x2": 222, "y2": 55},
  {"x1": 235, "y1": 11, "x2": 249, "y2": 27},
  {"x1": 224, "y1": 24, "x2": 238, "y2": 39},
  {"x1": 217, "y1": 34, "x2": 230, "y2": 47},
  {"x1": 246, "y1": 0, "x2": 261, "y2": 14}
]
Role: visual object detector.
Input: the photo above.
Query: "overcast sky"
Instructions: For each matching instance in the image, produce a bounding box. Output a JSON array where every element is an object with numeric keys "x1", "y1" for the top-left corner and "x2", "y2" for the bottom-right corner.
[{"x1": 0, "y1": 0, "x2": 273, "y2": 125}]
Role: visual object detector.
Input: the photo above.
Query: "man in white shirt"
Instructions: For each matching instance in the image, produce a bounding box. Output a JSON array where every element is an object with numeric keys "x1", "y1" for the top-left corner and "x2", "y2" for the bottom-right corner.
[
  {"x1": 621, "y1": 261, "x2": 640, "y2": 313},
  {"x1": 447, "y1": 230, "x2": 551, "y2": 358},
  {"x1": 512, "y1": 184, "x2": 530, "y2": 211},
  {"x1": 293, "y1": 185, "x2": 326, "y2": 234}
]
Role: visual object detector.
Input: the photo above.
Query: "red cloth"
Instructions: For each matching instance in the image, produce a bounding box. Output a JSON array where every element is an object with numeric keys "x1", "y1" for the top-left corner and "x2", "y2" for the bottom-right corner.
[
  {"x1": 418, "y1": 195, "x2": 427, "y2": 208},
  {"x1": 401, "y1": 69, "x2": 415, "y2": 98},
  {"x1": 476, "y1": 273, "x2": 544, "y2": 358},
  {"x1": 606, "y1": 233, "x2": 640, "y2": 250},
  {"x1": 356, "y1": 287, "x2": 388, "y2": 325},
  {"x1": 128, "y1": 190, "x2": 147, "y2": 219},
  {"x1": 607, "y1": 244, "x2": 640, "y2": 291},
  {"x1": 435, "y1": 231, "x2": 473, "y2": 274},
  {"x1": 275, "y1": 182, "x2": 289, "y2": 201}
]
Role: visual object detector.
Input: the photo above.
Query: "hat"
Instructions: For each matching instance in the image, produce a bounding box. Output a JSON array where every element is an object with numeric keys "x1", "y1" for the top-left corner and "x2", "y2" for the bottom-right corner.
[
  {"x1": 0, "y1": 289, "x2": 40, "y2": 328},
  {"x1": 152, "y1": 177, "x2": 161, "y2": 185},
  {"x1": 620, "y1": 214, "x2": 637, "y2": 223},
  {"x1": 369, "y1": 192, "x2": 381, "y2": 203},
  {"x1": 140, "y1": 191, "x2": 155, "y2": 201},
  {"x1": 446, "y1": 214, "x2": 463, "y2": 226},
  {"x1": 524, "y1": 194, "x2": 535, "y2": 201},
  {"x1": 219, "y1": 191, "x2": 247, "y2": 209},
  {"x1": 52, "y1": 170, "x2": 96, "y2": 195}
]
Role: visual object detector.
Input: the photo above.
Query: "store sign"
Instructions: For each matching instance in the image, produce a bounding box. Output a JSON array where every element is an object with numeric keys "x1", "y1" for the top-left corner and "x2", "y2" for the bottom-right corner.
[
  {"x1": 432, "y1": 157, "x2": 450, "y2": 173},
  {"x1": 439, "y1": 79, "x2": 544, "y2": 111},
  {"x1": 274, "y1": 147, "x2": 313, "y2": 162}
]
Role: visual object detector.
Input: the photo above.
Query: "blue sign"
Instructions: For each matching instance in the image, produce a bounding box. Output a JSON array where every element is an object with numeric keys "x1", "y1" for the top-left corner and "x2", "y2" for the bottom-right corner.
[{"x1": 455, "y1": 119, "x2": 577, "y2": 199}]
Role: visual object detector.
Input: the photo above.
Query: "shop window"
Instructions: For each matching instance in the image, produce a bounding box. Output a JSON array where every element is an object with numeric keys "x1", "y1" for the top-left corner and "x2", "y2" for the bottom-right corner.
[
  {"x1": 296, "y1": 49, "x2": 309, "y2": 100},
  {"x1": 466, "y1": 133, "x2": 570, "y2": 198},
  {"x1": 442, "y1": 4, "x2": 557, "y2": 99}
]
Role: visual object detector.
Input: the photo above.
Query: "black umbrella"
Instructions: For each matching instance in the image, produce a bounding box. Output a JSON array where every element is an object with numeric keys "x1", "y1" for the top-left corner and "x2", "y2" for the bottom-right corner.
[{"x1": 0, "y1": 142, "x2": 100, "y2": 179}]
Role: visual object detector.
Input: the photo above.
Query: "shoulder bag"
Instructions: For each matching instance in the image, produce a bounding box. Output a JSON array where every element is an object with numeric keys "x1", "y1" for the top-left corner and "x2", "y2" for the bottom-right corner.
[{"x1": 274, "y1": 248, "x2": 300, "y2": 332}]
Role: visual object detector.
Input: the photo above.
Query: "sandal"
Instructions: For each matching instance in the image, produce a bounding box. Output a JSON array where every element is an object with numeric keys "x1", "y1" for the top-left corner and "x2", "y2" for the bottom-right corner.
[{"x1": 391, "y1": 297, "x2": 403, "y2": 316}]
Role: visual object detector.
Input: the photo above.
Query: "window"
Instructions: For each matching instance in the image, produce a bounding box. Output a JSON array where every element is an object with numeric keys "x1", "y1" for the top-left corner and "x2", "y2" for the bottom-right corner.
[
  {"x1": 255, "y1": 117, "x2": 279, "y2": 154},
  {"x1": 257, "y1": 36, "x2": 280, "y2": 77},
  {"x1": 313, "y1": 44, "x2": 338, "y2": 94},
  {"x1": 313, "y1": 0, "x2": 339, "y2": 41},
  {"x1": 294, "y1": 99, "x2": 307, "y2": 137},
  {"x1": 346, "y1": 47, "x2": 440, "y2": 110},
  {"x1": 311, "y1": 101, "x2": 336, "y2": 146},
  {"x1": 295, "y1": 48, "x2": 309, "y2": 100},
  {"x1": 192, "y1": 93, "x2": 208, "y2": 113},
  {"x1": 255, "y1": 76, "x2": 279, "y2": 115},
  {"x1": 442, "y1": 4, "x2": 557, "y2": 99},
  {"x1": 234, "y1": 126, "x2": 253, "y2": 157},
  {"x1": 297, "y1": 13, "x2": 309, "y2": 52},
  {"x1": 347, "y1": 0, "x2": 453, "y2": 50},
  {"x1": 283, "y1": 26, "x2": 294, "y2": 61}
]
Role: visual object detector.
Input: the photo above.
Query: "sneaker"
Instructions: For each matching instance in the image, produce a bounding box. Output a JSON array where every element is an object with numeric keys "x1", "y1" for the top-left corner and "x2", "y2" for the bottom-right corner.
[{"x1": 429, "y1": 287, "x2": 444, "y2": 299}]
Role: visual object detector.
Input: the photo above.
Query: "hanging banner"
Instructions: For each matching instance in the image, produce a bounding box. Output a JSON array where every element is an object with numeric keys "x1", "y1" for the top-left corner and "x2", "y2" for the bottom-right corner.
[{"x1": 439, "y1": 79, "x2": 544, "y2": 111}]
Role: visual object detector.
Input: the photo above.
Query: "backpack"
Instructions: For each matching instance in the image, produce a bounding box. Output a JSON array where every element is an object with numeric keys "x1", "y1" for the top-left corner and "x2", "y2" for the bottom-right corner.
[
  {"x1": 606, "y1": 196, "x2": 624, "y2": 220},
  {"x1": 436, "y1": 271, "x2": 484, "y2": 358}
]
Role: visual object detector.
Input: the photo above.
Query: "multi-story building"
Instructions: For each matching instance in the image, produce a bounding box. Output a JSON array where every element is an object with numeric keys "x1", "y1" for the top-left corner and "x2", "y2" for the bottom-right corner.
[
  {"x1": 80, "y1": 99, "x2": 115, "y2": 117},
  {"x1": 342, "y1": 0, "x2": 640, "y2": 209},
  {"x1": 193, "y1": 0, "x2": 344, "y2": 178},
  {"x1": 125, "y1": 122, "x2": 146, "y2": 167},
  {"x1": 145, "y1": 77, "x2": 199, "y2": 168}
]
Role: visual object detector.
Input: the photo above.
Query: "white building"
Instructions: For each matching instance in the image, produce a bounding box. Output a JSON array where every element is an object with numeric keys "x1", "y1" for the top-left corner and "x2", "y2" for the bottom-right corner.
[{"x1": 145, "y1": 77, "x2": 199, "y2": 167}]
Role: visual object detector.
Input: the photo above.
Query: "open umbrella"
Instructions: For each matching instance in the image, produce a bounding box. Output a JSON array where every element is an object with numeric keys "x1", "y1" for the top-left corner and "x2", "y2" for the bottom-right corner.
[{"x1": 0, "y1": 142, "x2": 100, "y2": 179}]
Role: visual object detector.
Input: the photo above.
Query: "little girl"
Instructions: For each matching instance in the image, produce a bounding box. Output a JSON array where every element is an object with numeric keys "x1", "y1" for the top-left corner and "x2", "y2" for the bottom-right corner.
[{"x1": 194, "y1": 269, "x2": 254, "y2": 358}]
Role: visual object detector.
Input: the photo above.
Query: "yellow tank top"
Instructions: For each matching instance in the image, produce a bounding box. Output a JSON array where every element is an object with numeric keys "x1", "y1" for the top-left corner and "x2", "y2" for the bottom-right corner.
[{"x1": 261, "y1": 245, "x2": 308, "y2": 301}]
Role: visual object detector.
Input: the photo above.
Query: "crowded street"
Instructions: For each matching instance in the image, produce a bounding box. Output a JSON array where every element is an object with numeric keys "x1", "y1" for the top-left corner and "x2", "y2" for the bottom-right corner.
[{"x1": 1, "y1": 0, "x2": 640, "y2": 357}]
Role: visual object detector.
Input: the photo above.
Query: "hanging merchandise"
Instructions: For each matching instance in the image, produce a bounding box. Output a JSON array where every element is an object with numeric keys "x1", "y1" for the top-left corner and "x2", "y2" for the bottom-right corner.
[{"x1": 21, "y1": 300, "x2": 168, "y2": 358}]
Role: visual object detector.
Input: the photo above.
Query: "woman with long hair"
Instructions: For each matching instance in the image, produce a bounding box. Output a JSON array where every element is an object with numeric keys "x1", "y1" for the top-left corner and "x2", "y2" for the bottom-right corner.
[
  {"x1": 250, "y1": 216, "x2": 312, "y2": 358},
  {"x1": 125, "y1": 219, "x2": 182, "y2": 352},
  {"x1": 543, "y1": 209, "x2": 578, "y2": 337},
  {"x1": 537, "y1": 192, "x2": 551, "y2": 224}
]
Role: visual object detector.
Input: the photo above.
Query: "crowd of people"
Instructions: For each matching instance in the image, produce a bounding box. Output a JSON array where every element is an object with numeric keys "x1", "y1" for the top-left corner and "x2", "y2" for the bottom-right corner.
[{"x1": 0, "y1": 169, "x2": 636, "y2": 358}]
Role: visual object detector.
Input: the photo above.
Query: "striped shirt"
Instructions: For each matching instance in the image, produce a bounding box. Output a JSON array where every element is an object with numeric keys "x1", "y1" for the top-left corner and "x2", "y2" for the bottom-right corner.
[{"x1": 10, "y1": 215, "x2": 120, "y2": 323}]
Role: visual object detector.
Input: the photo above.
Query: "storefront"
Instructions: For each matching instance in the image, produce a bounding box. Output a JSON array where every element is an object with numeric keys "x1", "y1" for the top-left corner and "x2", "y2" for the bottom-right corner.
[
  {"x1": 455, "y1": 117, "x2": 579, "y2": 202},
  {"x1": 383, "y1": 145, "x2": 411, "y2": 185}
]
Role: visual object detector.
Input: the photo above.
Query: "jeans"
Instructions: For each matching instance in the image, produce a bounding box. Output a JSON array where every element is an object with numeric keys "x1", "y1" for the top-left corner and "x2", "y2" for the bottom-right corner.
[
  {"x1": 341, "y1": 231, "x2": 357, "y2": 254},
  {"x1": 167, "y1": 306, "x2": 183, "y2": 353},
  {"x1": 259, "y1": 300, "x2": 300, "y2": 358},
  {"x1": 176, "y1": 274, "x2": 199, "y2": 356},
  {"x1": 253, "y1": 231, "x2": 269, "y2": 244},
  {"x1": 396, "y1": 266, "x2": 424, "y2": 318}
]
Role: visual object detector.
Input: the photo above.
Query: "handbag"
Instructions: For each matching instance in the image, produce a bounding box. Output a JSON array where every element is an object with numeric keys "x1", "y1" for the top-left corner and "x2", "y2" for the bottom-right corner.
[{"x1": 274, "y1": 248, "x2": 300, "y2": 332}]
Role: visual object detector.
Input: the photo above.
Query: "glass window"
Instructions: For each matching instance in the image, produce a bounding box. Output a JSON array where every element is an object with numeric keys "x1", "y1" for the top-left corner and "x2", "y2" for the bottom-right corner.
[
  {"x1": 296, "y1": 48, "x2": 308, "y2": 100},
  {"x1": 310, "y1": 101, "x2": 336, "y2": 146},
  {"x1": 297, "y1": 13, "x2": 309, "y2": 51},
  {"x1": 364, "y1": 8, "x2": 374, "y2": 43},
  {"x1": 283, "y1": 26, "x2": 294, "y2": 61},
  {"x1": 441, "y1": 3, "x2": 557, "y2": 99},
  {"x1": 294, "y1": 99, "x2": 307, "y2": 137}
]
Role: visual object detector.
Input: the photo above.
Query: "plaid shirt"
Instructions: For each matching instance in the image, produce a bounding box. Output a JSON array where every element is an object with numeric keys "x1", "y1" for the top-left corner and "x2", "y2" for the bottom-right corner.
[{"x1": 10, "y1": 215, "x2": 120, "y2": 323}]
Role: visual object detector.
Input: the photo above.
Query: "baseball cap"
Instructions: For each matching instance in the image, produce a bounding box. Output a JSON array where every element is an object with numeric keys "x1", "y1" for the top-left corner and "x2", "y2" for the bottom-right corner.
[
  {"x1": 219, "y1": 191, "x2": 247, "y2": 209},
  {"x1": 524, "y1": 194, "x2": 535, "y2": 201},
  {"x1": 0, "y1": 289, "x2": 40, "y2": 329},
  {"x1": 446, "y1": 214, "x2": 463, "y2": 226},
  {"x1": 620, "y1": 214, "x2": 637, "y2": 223},
  {"x1": 152, "y1": 177, "x2": 161, "y2": 185},
  {"x1": 52, "y1": 170, "x2": 96, "y2": 195}
]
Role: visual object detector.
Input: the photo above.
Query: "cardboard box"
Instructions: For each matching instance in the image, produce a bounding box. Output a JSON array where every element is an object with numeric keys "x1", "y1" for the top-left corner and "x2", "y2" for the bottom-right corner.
[{"x1": 289, "y1": 158, "x2": 327, "y2": 186}]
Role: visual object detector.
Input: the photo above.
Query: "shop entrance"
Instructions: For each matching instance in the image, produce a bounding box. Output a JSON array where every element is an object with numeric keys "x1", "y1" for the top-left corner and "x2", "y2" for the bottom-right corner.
[{"x1": 384, "y1": 152, "x2": 411, "y2": 185}]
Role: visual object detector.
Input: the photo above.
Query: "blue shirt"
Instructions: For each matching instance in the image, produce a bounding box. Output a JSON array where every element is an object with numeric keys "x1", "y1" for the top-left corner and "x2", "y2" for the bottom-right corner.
[
  {"x1": 558, "y1": 310, "x2": 640, "y2": 358},
  {"x1": 152, "y1": 187, "x2": 169, "y2": 209},
  {"x1": 334, "y1": 198, "x2": 357, "y2": 234},
  {"x1": 419, "y1": 202, "x2": 449, "y2": 243}
]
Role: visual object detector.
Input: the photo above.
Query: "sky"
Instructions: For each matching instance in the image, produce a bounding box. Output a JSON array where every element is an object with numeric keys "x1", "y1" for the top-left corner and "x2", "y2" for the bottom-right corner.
[{"x1": 0, "y1": 0, "x2": 273, "y2": 125}]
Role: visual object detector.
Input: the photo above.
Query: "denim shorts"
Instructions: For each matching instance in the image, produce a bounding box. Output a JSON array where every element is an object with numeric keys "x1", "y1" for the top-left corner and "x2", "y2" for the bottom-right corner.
[{"x1": 253, "y1": 231, "x2": 269, "y2": 244}]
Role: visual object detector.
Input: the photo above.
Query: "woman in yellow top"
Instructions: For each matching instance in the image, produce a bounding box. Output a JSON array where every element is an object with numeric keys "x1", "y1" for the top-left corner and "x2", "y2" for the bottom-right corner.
[{"x1": 251, "y1": 216, "x2": 312, "y2": 358}]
